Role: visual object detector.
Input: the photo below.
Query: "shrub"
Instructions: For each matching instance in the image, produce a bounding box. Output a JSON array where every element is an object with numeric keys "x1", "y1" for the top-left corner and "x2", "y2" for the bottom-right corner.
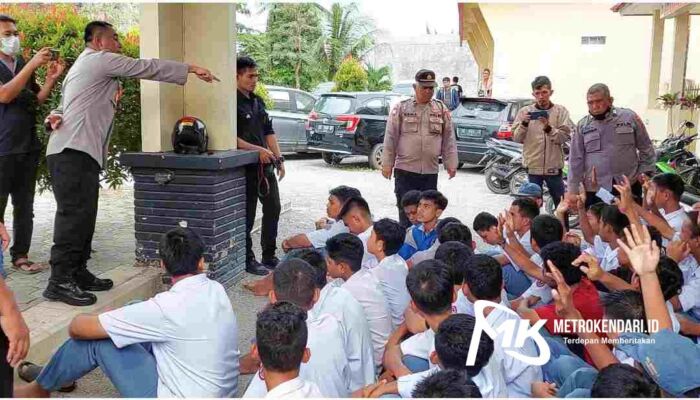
[{"x1": 332, "y1": 56, "x2": 367, "y2": 92}]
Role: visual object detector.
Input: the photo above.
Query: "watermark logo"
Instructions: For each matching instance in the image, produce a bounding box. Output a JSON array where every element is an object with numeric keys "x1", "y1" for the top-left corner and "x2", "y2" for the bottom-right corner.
[{"x1": 467, "y1": 300, "x2": 551, "y2": 366}]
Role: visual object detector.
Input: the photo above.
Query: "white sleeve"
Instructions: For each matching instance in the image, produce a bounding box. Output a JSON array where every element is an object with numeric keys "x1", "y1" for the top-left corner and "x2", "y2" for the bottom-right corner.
[
  {"x1": 397, "y1": 369, "x2": 437, "y2": 398},
  {"x1": 98, "y1": 299, "x2": 170, "y2": 348},
  {"x1": 400, "y1": 331, "x2": 432, "y2": 359},
  {"x1": 679, "y1": 275, "x2": 700, "y2": 313}
]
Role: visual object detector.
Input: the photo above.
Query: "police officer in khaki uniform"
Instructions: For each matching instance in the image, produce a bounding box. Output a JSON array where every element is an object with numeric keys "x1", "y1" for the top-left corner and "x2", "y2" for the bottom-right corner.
[
  {"x1": 382, "y1": 69, "x2": 458, "y2": 227},
  {"x1": 567, "y1": 83, "x2": 656, "y2": 207}
]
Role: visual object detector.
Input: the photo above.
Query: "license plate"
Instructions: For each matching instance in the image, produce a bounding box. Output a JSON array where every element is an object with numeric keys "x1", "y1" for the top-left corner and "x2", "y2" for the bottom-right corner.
[
  {"x1": 457, "y1": 127, "x2": 482, "y2": 139},
  {"x1": 316, "y1": 124, "x2": 335, "y2": 134}
]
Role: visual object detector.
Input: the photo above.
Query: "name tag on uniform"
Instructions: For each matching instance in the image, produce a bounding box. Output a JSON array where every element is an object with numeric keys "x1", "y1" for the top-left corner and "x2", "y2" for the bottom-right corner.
[
  {"x1": 616, "y1": 121, "x2": 632, "y2": 128},
  {"x1": 581, "y1": 126, "x2": 597, "y2": 134}
]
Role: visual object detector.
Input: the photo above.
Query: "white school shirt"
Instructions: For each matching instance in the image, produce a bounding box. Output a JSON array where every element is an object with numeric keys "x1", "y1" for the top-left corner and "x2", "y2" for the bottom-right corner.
[
  {"x1": 456, "y1": 289, "x2": 510, "y2": 316},
  {"x1": 265, "y1": 377, "x2": 322, "y2": 399},
  {"x1": 358, "y1": 225, "x2": 379, "y2": 269},
  {"x1": 408, "y1": 241, "x2": 439, "y2": 266},
  {"x1": 244, "y1": 313, "x2": 351, "y2": 398},
  {"x1": 584, "y1": 235, "x2": 610, "y2": 261},
  {"x1": 310, "y1": 280, "x2": 375, "y2": 390},
  {"x1": 99, "y1": 274, "x2": 239, "y2": 398},
  {"x1": 343, "y1": 268, "x2": 393, "y2": 367},
  {"x1": 370, "y1": 254, "x2": 411, "y2": 329},
  {"x1": 504, "y1": 230, "x2": 533, "y2": 272},
  {"x1": 600, "y1": 245, "x2": 620, "y2": 272},
  {"x1": 521, "y1": 253, "x2": 554, "y2": 305},
  {"x1": 305, "y1": 220, "x2": 349, "y2": 248},
  {"x1": 679, "y1": 264, "x2": 700, "y2": 320},
  {"x1": 400, "y1": 328, "x2": 436, "y2": 369},
  {"x1": 486, "y1": 307, "x2": 543, "y2": 397},
  {"x1": 661, "y1": 208, "x2": 687, "y2": 247}
]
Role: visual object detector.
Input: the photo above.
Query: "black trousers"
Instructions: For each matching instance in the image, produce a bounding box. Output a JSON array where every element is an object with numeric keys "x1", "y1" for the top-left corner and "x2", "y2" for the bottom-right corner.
[
  {"x1": 0, "y1": 327, "x2": 11, "y2": 397},
  {"x1": 0, "y1": 151, "x2": 39, "y2": 262},
  {"x1": 245, "y1": 165, "x2": 281, "y2": 261},
  {"x1": 394, "y1": 169, "x2": 438, "y2": 228},
  {"x1": 47, "y1": 149, "x2": 100, "y2": 283}
]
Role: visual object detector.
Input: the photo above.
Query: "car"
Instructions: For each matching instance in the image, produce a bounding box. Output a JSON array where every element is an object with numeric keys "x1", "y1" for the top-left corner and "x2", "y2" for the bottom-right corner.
[
  {"x1": 312, "y1": 81, "x2": 335, "y2": 97},
  {"x1": 306, "y1": 92, "x2": 408, "y2": 169},
  {"x1": 266, "y1": 85, "x2": 317, "y2": 153},
  {"x1": 391, "y1": 80, "x2": 414, "y2": 97},
  {"x1": 452, "y1": 97, "x2": 534, "y2": 166}
]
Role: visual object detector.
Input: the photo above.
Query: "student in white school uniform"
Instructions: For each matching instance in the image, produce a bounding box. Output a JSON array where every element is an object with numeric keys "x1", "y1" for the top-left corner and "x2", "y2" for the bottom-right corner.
[
  {"x1": 367, "y1": 218, "x2": 411, "y2": 329},
  {"x1": 339, "y1": 197, "x2": 378, "y2": 269},
  {"x1": 252, "y1": 302, "x2": 322, "y2": 399},
  {"x1": 326, "y1": 233, "x2": 392, "y2": 367},
  {"x1": 15, "y1": 228, "x2": 240, "y2": 398},
  {"x1": 292, "y1": 248, "x2": 375, "y2": 390},
  {"x1": 595, "y1": 205, "x2": 631, "y2": 271},
  {"x1": 244, "y1": 259, "x2": 352, "y2": 398}
]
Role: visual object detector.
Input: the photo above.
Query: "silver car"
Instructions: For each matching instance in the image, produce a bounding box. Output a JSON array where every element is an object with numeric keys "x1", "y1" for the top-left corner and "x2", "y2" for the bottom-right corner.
[{"x1": 266, "y1": 85, "x2": 317, "y2": 153}]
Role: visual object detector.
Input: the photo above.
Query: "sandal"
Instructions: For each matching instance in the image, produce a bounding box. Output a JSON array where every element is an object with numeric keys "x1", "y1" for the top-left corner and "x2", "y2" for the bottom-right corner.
[
  {"x1": 18, "y1": 361, "x2": 76, "y2": 392},
  {"x1": 11, "y1": 257, "x2": 48, "y2": 275}
]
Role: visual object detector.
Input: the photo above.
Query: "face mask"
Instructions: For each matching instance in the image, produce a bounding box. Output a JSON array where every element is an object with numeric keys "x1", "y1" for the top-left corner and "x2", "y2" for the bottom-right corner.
[{"x1": 0, "y1": 36, "x2": 20, "y2": 57}]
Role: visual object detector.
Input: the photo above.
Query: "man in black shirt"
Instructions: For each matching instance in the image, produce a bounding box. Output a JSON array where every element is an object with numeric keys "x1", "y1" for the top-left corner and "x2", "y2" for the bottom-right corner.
[{"x1": 236, "y1": 56, "x2": 284, "y2": 276}]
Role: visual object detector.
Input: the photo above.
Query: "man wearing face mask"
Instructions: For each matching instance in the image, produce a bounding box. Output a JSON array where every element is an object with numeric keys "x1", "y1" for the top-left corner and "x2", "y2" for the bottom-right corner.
[
  {"x1": 43, "y1": 21, "x2": 217, "y2": 306},
  {"x1": 0, "y1": 15, "x2": 65, "y2": 277},
  {"x1": 566, "y1": 83, "x2": 656, "y2": 208}
]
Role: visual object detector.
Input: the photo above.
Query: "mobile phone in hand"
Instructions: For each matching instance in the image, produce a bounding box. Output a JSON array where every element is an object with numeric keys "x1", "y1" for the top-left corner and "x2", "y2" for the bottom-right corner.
[{"x1": 50, "y1": 49, "x2": 59, "y2": 61}]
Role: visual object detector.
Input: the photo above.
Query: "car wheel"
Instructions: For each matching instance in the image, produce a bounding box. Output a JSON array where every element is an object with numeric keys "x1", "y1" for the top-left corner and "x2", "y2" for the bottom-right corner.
[
  {"x1": 509, "y1": 170, "x2": 529, "y2": 195},
  {"x1": 484, "y1": 167, "x2": 511, "y2": 194},
  {"x1": 457, "y1": 162, "x2": 465, "y2": 169},
  {"x1": 369, "y1": 144, "x2": 384, "y2": 170},
  {"x1": 321, "y1": 152, "x2": 342, "y2": 166}
]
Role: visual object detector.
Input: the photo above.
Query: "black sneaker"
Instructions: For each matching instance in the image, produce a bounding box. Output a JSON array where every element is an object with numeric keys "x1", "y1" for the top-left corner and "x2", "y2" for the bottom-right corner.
[
  {"x1": 261, "y1": 256, "x2": 280, "y2": 269},
  {"x1": 74, "y1": 269, "x2": 114, "y2": 292},
  {"x1": 43, "y1": 281, "x2": 97, "y2": 306},
  {"x1": 246, "y1": 259, "x2": 270, "y2": 276}
]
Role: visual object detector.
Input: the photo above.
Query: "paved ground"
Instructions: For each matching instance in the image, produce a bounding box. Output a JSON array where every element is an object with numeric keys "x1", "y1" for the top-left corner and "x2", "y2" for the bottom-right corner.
[{"x1": 4, "y1": 154, "x2": 513, "y2": 397}]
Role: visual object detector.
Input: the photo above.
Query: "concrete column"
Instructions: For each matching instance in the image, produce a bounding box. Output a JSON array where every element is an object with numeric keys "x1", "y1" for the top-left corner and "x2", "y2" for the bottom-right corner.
[
  {"x1": 670, "y1": 12, "x2": 690, "y2": 94},
  {"x1": 139, "y1": 4, "x2": 236, "y2": 152},
  {"x1": 647, "y1": 10, "x2": 664, "y2": 109}
]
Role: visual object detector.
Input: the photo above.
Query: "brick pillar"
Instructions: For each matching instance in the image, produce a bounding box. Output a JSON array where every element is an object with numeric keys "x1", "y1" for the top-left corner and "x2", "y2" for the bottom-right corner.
[{"x1": 121, "y1": 150, "x2": 257, "y2": 288}]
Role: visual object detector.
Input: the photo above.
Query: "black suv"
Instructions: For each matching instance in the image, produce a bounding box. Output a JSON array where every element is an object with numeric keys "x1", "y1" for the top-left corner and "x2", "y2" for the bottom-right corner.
[
  {"x1": 306, "y1": 92, "x2": 407, "y2": 169},
  {"x1": 452, "y1": 97, "x2": 533, "y2": 165}
]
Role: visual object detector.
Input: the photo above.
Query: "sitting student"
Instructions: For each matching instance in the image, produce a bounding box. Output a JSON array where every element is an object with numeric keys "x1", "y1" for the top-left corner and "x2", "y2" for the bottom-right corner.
[
  {"x1": 15, "y1": 228, "x2": 240, "y2": 398},
  {"x1": 512, "y1": 181, "x2": 543, "y2": 208},
  {"x1": 407, "y1": 217, "x2": 461, "y2": 267},
  {"x1": 245, "y1": 185, "x2": 360, "y2": 295},
  {"x1": 595, "y1": 205, "x2": 630, "y2": 271},
  {"x1": 590, "y1": 363, "x2": 661, "y2": 398},
  {"x1": 294, "y1": 249, "x2": 375, "y2": 391},
  {"x1": 473, "y1": 211, "x2": 502, "y2": 255},
  {"x1": 412, "y1": 369, "x2": 483, "y2": 398},
  {"x1": 367, "y1": 218, "x2": 411, "y2": 329},
  {"x1": 398, "y1": 190, "x2": 448, "y2": 260},
  {"x1": 339, "y1": 197, "x2": 378, "y2": 268},
  {"x1": 252, "y1": 302, "x2": 322, "y2": 398},
  {"x1": 438, "y1": 222, "x2": 475, "y2": 249},
  {"x1": 577, "y1": 200, "x2": 607, "y2": 254},
  {"x1": 326, "y1": 233, "x2": 392, "y2": 368},
  {"x1": 626, "y1": 173, "x2": 687, "y2": 246},
  {"x1": 462, "y1": 254, "x2": 543, "y2": 397},
  {"x1": 383, "y1": 260, "x2": 455, "y2": 377},
  {"x1": 401, "y1": 190, "x2": 422, "y2": 229},
  {"x1": 244, "y1": 259, "x2": 352, "y2": 397}
]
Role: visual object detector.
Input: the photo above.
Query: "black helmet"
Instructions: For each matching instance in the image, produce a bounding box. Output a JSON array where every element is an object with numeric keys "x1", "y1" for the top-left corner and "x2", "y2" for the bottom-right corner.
[{"x1": 172, "y1": 116, "x2": 208, "y2": 154}]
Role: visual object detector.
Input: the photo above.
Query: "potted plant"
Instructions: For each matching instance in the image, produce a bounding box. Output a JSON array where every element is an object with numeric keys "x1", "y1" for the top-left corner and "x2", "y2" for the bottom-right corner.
[{"x1": 657, "y1": 92, "x2": 680, "y2": 135}]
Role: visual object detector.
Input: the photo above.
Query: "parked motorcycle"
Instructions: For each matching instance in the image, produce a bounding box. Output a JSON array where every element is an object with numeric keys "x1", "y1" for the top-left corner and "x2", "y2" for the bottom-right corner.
[{"x1": 481, "y1": 139, "x2": 525, "y2": 195}]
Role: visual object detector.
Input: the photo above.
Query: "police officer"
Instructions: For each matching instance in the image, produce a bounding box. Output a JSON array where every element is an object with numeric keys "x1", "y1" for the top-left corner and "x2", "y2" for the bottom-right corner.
[
  {"x1": 567, "y1": 83, "x2": 656, "y2": 207},
  {"x1": 382, "y1": 69, "x2": 458, "y2": 227},
  {"x1": 236, "y1": 56, "x2": 284, "y2": 276}
]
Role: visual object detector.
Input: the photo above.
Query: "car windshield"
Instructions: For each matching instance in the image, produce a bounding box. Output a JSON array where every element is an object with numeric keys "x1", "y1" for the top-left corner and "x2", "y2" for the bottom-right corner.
[
  {"x1": 453, "y1": 100, "x2": 506, "y2": 120},
  {"x1": 315, "y1": 96, "x2": 354, "y2": 115},
  {"x1": 392, "y1": 84, "x2": 414, "y2": 97}
]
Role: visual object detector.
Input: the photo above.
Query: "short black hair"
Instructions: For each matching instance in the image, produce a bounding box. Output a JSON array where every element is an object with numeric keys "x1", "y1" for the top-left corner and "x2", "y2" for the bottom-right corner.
[
  {"x1": 420, "y1": 190, "x2": 448, "y2": 211},
  {"x1": 329, "y1": 185, "x2": 362, "y2": 205},
  {"x1": 531, "y1": 76, "x2": 552, "y2": 91},
  {"x1": 473, "y1": 212, "x2": 498, "y2": 232},
  {"x1": 588, "y1": 202, "x2": 606, "y2": 219},
  {"x1": 591, "y1": 363, "x2": 660, "y2": 398},
  {"x1": 540, "y1": 241, "x2": 583, "y2": 285},
  {"x1": 531, "y1": 214, "x2": 564, "y2": 248},
  {"x1": 657, "y1": 255, "x2": 684, "y2": 301},
  {"x1": 84, "y1": 21, "x2": 114, "y2": 43},
  {"x1": 601, "y1": 290, "x2": 647, "y2": 332},
  {"x1": 158, "y1": 228, "x2": 204, "y2": 277},
  {"x1": 338, "y1": 196, "x2": 372, "y2": 220},
  {"x1": 401, "y1": 190, "x2": 422, "y2": 208},
  {"x1": 442, "y1": 77, "x2": 450, "y2": 82},
  {"x1": 373, "y1": 218, "x2": 405, "y2": 256},
  {"x1": 287, "y1": 248, "x2": 327, "y2": 289},
  {"x1": 435, "y1": 241, "x2": 473, "y2": 286},
  {"x1": 438, "y1": 222, "x2": 472, "y2": 246},
  {"x1": 325, "y1": 233, "x2": 364, "y2": 272},
  {"x1": 601, "y1": 205, "x2": 630, "y2": 237},
  {"x1": 435, "y1": 314, "x2": 494, "y2": 376},
  {"x1": 406, "y1": 260, "x2": 454, "y2": 315},
  {"x1": 272, "y1": 259, "x2": 318, "y2": 309},
  {"x1": 653, "y1": 173, "x2": 685, "y2": 201},
  {"x1": 412, "y1": 369, "x2": 482, "y2": 398},
  {"x1": 256, "y1": 302, "x2": 308, "y2": 373},
  {"x1": 237, "y1": 56, "x2": 258, "y2": 73},
  {"x1": 435, "y1": 217, "x2": 461, "y2": 236},
  {"x1": 512, "y1": 198, "x2": 540, "y2": 221},
  {"x1": 452, "y1": 76, "x2": 459, "y2": 83},
  {"x1": 464, "y1": 254, "x2": 503, "y2": 300},
  {"x1": 0, "y1": 15, "x2": 16, "y2": 24}
]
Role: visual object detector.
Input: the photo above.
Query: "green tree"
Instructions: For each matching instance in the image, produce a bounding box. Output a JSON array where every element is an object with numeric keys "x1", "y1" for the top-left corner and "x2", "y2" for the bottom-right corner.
[
  {"x1": 366, "y1": 64, "x2": 392, "y2": 91},
  {"x1": 333, "y1": 57, "x2": 367, "y2": 92},
  {"x1": 320, "y1": 3, "x2": 376, "y2": 81}
]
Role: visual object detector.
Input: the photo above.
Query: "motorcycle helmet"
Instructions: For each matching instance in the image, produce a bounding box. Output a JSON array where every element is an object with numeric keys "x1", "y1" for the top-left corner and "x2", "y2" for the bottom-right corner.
[{"x1": 172, "y1": 116, "x2": 208, "y2": 154}]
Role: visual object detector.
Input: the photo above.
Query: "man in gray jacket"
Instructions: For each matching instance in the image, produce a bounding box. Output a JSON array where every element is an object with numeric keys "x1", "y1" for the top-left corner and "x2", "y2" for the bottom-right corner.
[{"x1": 43, "y1": 21, "x2": 217, "y2": 306}]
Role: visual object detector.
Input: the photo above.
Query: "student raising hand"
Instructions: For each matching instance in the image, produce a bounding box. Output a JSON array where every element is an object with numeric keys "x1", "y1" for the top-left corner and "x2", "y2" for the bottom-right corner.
[
  {"x1": 572, "y1": 252, "x2": 604, "y2": 282},
  {"x1": 548, "y1": 260, "x2": 582, "y2": 321}
]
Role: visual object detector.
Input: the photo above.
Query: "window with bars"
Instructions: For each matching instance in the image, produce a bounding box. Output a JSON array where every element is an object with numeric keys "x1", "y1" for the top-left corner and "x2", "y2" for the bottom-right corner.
[{"x1": 581, "y1": 36, "x2": 606, "y2": 45}]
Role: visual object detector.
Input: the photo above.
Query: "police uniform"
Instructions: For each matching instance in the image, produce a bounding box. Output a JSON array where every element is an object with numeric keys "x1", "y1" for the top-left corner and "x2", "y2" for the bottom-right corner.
[
  {"x1": 237, "y1": 89, "x2": 281, "y2": 272},
  {"x1": 382, "y1": 69, "x2": 458, "y2": 227},
  {"x1": 568, "y1": 107, "x2": 656, "y2": 206}
]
